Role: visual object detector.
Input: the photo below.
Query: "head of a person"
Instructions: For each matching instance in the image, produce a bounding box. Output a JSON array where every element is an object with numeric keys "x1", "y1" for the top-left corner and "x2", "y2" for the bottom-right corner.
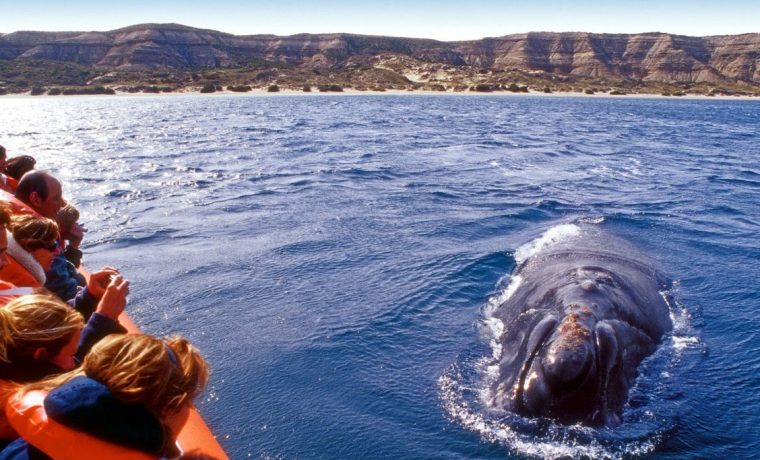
[
  {"x1": 0, "y1": 202, "x2": 11, "y2": 271},
  {"x1": 81, "y1": 334, "x2": 209, "y2": 417},
  {"x1": 55, "y1": 204, "x2": 84, "y2": 242},
  {"x1": 10, "y1": 214, "x2": 61, "y2": 271},
  {"x1": 0, "y1": 145, "x2": 7, "y2": 172},
  {"x1": 14, "y1": 170, "x2": 65, "y2": 219},
  {"x1": 0, "y1": 294, "x2": 84, "y2": 371},
  {"x1": 5, "y1": 155, "x2": 37, "y2": 181}
]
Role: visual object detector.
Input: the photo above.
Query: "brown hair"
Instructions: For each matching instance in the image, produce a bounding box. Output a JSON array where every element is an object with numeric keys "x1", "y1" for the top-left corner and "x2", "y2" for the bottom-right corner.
[
  {"x1": 0, "y1": 294, "x2": 84, "y2": 364},
  {"x1": 55, "y1": 204, "x2": 80, "y2": 238},
  {"x1": 5, "y1": 155, "x2": 36, "y2": 181},
  {"x1": 9, "y1": 214, "x2": 59, "y2": 252},
  {"x1": 28, "y1": 334, "x2": 209, "y2": 417}
]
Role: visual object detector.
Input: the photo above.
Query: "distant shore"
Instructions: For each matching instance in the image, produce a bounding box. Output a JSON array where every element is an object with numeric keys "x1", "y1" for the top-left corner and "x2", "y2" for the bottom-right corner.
[{"x1": 2, "y1": 87, "x2": 759, "y2": 101}]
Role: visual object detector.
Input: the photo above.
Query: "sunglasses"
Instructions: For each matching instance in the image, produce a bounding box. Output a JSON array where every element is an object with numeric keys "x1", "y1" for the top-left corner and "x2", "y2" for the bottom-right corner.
[{"x1": 31, "y1": 240, "x2": 59, "y2": 252}]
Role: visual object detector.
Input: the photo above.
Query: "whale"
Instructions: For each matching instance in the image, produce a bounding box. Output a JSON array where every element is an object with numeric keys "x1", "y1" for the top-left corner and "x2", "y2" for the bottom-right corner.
[{"x1": 490, "y1": 225, "x2": 672, "y2": 427}]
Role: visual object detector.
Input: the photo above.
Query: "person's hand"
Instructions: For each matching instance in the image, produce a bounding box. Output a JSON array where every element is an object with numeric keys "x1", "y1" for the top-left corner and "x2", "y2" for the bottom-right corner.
[
  {"x1": 95, "y1": 274, "x2": 130, "y2": 320},
  {"x1": 87, "y1": 267, "x2": 119, "y2": 298}
]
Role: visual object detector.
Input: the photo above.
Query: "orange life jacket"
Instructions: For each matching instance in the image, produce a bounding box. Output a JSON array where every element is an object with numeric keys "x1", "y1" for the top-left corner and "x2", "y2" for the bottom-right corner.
[
  {"x1": 0, "y1": 281, "x2": 34, "y2": 306},
  {"x1": 4, "y1": 389, "x2": 157, "y2": 460},
  {"x1": 0, "y1": 190, "x2": 36, "y2": 216},
  {"x1": 0, "y1": 255, "x2": 43, "y2": 289},
  {"x1": 0, "y1": 176, "x2": 19, "y2": 194}
]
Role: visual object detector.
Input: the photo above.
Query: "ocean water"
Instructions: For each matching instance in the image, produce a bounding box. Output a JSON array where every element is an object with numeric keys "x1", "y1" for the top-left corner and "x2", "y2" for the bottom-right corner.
[{"x1": 1, "y1": 93, "x2": 759, "y2": 459}]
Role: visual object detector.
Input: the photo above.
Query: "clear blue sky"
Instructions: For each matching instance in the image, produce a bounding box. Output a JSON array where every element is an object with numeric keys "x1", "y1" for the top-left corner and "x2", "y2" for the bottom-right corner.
[{"x1": 1, "y1": 0, "x2": 757, "y2": 40}]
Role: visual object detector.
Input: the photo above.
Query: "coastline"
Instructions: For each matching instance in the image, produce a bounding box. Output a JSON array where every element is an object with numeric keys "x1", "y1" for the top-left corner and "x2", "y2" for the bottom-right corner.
[{"x1": 2, "y1": 88, "x2": 759, "y2": 101}]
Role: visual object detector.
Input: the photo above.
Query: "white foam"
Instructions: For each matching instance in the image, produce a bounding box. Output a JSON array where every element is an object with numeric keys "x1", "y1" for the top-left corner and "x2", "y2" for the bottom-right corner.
[{"x1": 514, "y1": 224, "x2": 581, "y2": 264}]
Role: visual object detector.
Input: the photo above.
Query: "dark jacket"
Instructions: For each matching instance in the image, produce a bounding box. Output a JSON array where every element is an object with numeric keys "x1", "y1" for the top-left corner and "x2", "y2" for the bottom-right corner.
[
  {"x1": 43, "y1": 254, "x2": 86, "y2": 303},
  {"x1": 0, "y1": 377, "x2": 166, "y2": 459}
]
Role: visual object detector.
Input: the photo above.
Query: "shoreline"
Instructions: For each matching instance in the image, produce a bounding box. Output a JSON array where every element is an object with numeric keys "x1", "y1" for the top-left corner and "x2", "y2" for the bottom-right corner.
[{"x1": 2, "y1": 88, "x2": 759, "y2": 101}]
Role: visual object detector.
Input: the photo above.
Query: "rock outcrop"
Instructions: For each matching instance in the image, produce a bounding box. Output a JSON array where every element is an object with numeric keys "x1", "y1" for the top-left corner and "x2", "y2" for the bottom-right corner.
[{"x1": 1, "y1": 23, "x2": 758, "y2": 85}]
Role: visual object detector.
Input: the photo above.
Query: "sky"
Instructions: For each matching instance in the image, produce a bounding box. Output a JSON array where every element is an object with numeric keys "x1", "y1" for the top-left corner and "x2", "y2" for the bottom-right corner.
[{"x1": 1, "y1": 0, "x2": 758, "y2": 40}]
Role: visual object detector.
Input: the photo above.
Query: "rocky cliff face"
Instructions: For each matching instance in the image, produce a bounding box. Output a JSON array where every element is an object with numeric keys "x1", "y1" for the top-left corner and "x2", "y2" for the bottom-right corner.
[{"x1": 1, "y1": 23, "x2": 758, "y2": 84}]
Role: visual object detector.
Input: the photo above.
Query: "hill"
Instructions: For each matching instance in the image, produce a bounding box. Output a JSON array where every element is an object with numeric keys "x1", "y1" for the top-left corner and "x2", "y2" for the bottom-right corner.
[{"x1": 1, "y1": 23, "x2": 758, "y2": 95}]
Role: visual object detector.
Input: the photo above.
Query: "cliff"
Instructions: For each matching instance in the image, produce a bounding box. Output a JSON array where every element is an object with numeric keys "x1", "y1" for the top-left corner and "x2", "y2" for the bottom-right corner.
[{"x1": 1, "y1": 24, "x2": 759, "y2": 92}]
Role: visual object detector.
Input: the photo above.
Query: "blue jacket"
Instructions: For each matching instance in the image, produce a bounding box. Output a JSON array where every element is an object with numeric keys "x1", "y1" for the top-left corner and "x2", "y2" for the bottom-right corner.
[{"x1": 43, "y1": 254, "x2": 85, "y2": 305}]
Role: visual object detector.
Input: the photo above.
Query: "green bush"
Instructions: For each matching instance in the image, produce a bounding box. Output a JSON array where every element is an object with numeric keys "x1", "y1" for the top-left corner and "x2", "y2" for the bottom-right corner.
[
  {"x1": 30, "y1": 86, "x2": 46, "y2": 96},
  {"x1": 228, "y1": 85, "x2": 252, "y2": 92},
  {"x1": 267, "y1": 84, "x2": 280, "y2": 92},
  {"x1": 584, "y1": 89, "x2": 595, "y2": 95},
  {"x1": 543, "y1": 86, "x2": 552, "y2": 94},
  {"x1": 200, "y1": 84, "x2": 216, "y2": 93},
  {"x1": 47, "y1": 88, "x2": 63, "y2": 95},
  {"x1": 302, "y1": 86, "x2": 311, "y2": 92}
]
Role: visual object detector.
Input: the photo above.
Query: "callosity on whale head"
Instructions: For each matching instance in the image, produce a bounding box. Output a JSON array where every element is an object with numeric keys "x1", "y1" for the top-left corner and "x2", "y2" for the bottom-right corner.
[{"x1": 490, "y1": 225, "x2": 672, "y2": 427}]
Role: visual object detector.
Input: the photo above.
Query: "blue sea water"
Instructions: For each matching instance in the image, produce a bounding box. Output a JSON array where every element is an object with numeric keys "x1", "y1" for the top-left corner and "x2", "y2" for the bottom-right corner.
[{"x1": 1, "y1": 93, "x2": 759, "y2": 459}]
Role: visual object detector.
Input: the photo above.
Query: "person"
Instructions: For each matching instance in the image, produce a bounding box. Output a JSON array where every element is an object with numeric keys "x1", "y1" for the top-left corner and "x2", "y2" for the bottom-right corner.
[
  {"x1": 0, "y1": 290, "x2": 128, "y2": 447},
  {"x1": 2, "y1": 334, "x2": 209, "y2": 459},
  {"x1": 55, "y1": 204, "x2": 86, "y2": 268},
  {"x1": 0, "y1": 147, "x2": 18, "y2": 194},
  {"x1": 3, "y1": 156, "x2": 36, "y2": 183},
  {"x1": 0, "y1": 214, "x2": 60, "y2": 288},
  {"x1": 12, "y1": 171, "x2": 65, "y2": 219},
  {"x1": 0, "y1": 292, "x2": 128, "y2": 384},
  {"x1": 44, "y1": 205, "x2": 86, "y2": 299},
  {"x1": 0, "y1": 214, "x2": 121, "y2": 320}
]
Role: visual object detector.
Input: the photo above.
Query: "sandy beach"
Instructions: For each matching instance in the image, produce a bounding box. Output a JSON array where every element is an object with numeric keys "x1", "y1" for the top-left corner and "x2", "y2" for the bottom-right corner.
[{"x1": 2, "y1": 88, "x2": 759, "y2": 101}]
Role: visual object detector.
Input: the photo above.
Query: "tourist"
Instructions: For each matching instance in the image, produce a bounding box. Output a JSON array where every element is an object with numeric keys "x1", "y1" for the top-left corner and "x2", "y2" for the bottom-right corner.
[
  {"x1": 1, "y1": 334, "x2": 208, "y2": 459},
  {"x1": 3, "y1": 156, "x2": 36, "y2": 183},
  {"x1": 44, "y1": 204, "x2": 87, "y2": 299},
  {"x1": 13, "y1": 171, "x2": 65, "y2": 219},
  {"x1": 0, "y1": 147, "x2": 18, "y2": 194},
  {"x1": 0, "y1": 214, "x2": 121, "y2": 320}
]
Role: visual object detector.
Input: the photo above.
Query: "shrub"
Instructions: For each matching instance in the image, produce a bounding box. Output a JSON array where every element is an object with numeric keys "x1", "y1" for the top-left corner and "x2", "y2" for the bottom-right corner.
[
  {"x1": 584, "y1": 89, "x2": 595, "y2": 95},
  {"x1": 200, "y1": 84, "x2": 216, "y2": 93},
  {"x1": 430, "y1": 84, "x2": 446, "y2": 92},
  {"x1": 47, "y1": 88, "x2": 63, "y2": 95},
  {"x1": 302, "y1": 86, "x2": 312, "y2": 92},
  {"x1": 609, "y1": 89, "x2": 627, "y2": 95},
  {"x1": 30, "y1": 86, "x2": 46, "y2": 96},
  {"x1": 507, "y1": 83, "x2": 528, "y2": 93},
  {"x1": 543, "y1": 86, "x2": 552, "y2": 93},
  {"x1": 0, "y1": 88, "x2": 7, "y2": 96},
  {"x1": 267, "y1": 84, "x2": 280, "y2": 92},
  {"x1": 228, "y1": 85, "x2": 252, "y2": 92},
  {"x1": 318, "y1": 84, "x2": 343, "y2": 92},
  {"x1": 474, "y1": 84, "x2": 497, "y2": 92},
  {"x1": 61, "y1": 86, "x2": 115, "y2": 95}
]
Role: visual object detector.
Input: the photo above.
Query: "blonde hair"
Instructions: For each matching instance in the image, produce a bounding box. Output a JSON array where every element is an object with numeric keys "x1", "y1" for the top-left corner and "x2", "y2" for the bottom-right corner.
[
  {"x1": 9, "y1": 214, "x2": 59, "y2": 252},
  {"x1": 28, "y1": 334, "x2": 209, "y2": 417},
  {"x1": 0, "y1": 294, "x2": 84, "y2": 364}
]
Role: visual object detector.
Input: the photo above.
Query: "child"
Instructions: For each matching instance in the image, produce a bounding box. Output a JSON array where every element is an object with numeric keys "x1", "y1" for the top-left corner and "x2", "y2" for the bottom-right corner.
[{"x1": 2, "y1": 334, "x2": 209, "y2": 459}]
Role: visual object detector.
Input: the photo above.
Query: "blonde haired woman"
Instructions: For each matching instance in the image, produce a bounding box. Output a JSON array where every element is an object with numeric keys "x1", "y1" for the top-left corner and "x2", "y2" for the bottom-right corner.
[{"x1": 2, "y1": 334, "x2": 209, "y2": 459}]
